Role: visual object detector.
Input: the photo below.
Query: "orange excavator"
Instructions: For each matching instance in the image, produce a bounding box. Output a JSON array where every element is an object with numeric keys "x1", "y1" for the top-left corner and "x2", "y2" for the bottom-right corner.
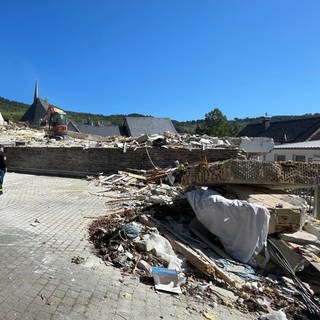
[{"x1": 41, "y1": 104, "x2": 68, "y2": 138}]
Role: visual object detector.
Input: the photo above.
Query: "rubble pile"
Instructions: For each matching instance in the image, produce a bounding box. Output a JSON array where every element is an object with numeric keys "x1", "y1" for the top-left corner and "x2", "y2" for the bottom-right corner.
[
  {"x1": 0, "y1": 126, "x2": 46, "y2": 146},
  {"x1": 0, "y1": 125, "x2": 248, "y2": 150},
  {"x1": 87, "y1": 167, "x2": 320, "y2": 320},
  {"x1": 87, "y1": 170, "x2": 184, "y2": 210}
]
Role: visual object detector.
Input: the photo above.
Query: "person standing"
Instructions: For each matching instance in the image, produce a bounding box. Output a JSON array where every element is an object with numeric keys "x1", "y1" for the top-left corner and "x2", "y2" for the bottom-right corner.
[{"x1": 0, "y1": 144, "x2": 7, "y2": 195}]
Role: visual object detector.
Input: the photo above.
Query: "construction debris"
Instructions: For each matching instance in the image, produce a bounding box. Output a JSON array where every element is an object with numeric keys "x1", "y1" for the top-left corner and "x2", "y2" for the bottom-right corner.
[
  {"x1": 0, "y1": 125, "x2": 271, "y2": 157},
  {"x1": 2, "y1": 124, "x2": 309, "y2": 318},
  {"x1": 87, "y1": 163, "x2": 320, "y2": 319}
]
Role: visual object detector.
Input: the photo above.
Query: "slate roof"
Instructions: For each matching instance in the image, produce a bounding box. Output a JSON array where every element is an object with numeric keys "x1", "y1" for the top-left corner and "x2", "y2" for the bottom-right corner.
[
  {"x1": 67, "y1": 120, "x2": 80, "y2": 132},
  {"x1": 124, "y1": 117, "x2": 177, "y2": 137},
  {"x1": 70, "y1": 123, "x2": 121, "y2": 137},
  {"x1": 20, "y1": 98, "x2": 48, "y2": 126},
  {"x1": 238, "y1": 117, "x2": 320, "y2": 144}
]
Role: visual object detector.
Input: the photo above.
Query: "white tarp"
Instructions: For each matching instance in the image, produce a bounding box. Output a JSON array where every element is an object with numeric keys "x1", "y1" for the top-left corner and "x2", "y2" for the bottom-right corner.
[
  {"x1": 0, "y1": 112, "x2": 4, "y2": 126},
  {"x1": 186, "y1": 189, "x2": 270, "y2": 263}
]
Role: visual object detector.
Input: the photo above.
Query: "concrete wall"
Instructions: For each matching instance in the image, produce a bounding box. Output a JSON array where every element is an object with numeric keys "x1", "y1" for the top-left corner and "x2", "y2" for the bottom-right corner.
[{"x1": 5, "y1": 147, "x2": 243, "y2": 177}]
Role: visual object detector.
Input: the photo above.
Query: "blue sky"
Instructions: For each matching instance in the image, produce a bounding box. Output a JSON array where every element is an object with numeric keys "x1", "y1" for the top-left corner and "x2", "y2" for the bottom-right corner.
[{"x1": 0, "y1": 0, "x2": 319, "y2": 121}]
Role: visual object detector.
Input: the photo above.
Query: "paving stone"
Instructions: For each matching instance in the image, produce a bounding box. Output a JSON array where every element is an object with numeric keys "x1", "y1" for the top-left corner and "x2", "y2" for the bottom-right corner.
[{"x1": 0, "y1": 173, "x2": 255, "y2": 320}]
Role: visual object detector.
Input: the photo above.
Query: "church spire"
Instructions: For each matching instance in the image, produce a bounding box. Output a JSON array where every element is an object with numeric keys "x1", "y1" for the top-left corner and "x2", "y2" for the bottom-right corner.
[{"x1": 34, "y1": 80, "x2": 39, "y2": 102}]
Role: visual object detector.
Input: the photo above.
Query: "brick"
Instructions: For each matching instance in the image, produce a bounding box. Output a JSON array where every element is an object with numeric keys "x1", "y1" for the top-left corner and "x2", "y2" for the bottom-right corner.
[{"x1": 6, "y1": 147, "x2": 242, "y2": 176}]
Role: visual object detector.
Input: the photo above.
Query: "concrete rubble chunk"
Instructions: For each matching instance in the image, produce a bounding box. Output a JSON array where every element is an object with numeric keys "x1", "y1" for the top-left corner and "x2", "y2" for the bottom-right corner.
[
  {"x1": 268, "y1": 238, "x2": 310, "y2": 273},
  {"x1": 147, "y1": 194, "x2": 173, "y2": 205},
  {"x1": 280, "y1": 231, "x2": 319, "y2": 246},
  {"x1": 135, "y1": 134, "x2": 149, "y2": 143},
  {"x1": 151, "y1": 187, "x2": 169, "y2": 196},
  {"x1": 134, "y1": 239, "x2": 154, "y2": 252},
  {"x1": 303, "y1": 219, "x2": 320, "y2": 240}
]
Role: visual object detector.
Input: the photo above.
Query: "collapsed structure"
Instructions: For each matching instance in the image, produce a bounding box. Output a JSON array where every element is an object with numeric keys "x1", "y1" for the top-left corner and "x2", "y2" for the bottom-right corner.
[
  {"x1": 87, "y1": 157, "x2": 320, "y2": 320},
  {"x1": 1, "y1": 112, "x2": 320, "y2": 319}
]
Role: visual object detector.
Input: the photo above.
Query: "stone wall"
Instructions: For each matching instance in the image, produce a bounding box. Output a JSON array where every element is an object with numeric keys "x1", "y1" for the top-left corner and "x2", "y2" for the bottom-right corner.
[{"x1": 5, "y1": 147, "x2": 243, "y2": 177}]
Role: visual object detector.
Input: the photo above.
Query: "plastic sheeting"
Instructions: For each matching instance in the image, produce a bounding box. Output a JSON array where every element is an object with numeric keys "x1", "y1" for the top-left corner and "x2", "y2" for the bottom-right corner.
[
  {"x1": 186, "y1": 189, "x2": 270, "y2": 263},
  {"x1": 215, "y1": 258, "x2": 260, "y2": 280},
  {"x1": 138, "y1": 233, "x2": 183, "y2": 270}
]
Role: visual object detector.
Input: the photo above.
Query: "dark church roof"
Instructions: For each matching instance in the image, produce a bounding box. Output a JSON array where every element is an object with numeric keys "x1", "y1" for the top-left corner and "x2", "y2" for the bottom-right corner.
[
  {"x1": 20, "y1": 81, "x2": 50, "y2": 125},
  {"x1": 238, "y1": 117, "x2": 320, "y2": 144},
  {"x1": 124, "y1": 116, "x2": 177, "y2": 137}
]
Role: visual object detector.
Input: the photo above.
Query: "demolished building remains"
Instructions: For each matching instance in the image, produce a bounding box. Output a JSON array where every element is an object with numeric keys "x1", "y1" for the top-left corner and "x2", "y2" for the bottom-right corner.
[{"x1": 1, "y1": 120, "x2": 320, "y2": 319}]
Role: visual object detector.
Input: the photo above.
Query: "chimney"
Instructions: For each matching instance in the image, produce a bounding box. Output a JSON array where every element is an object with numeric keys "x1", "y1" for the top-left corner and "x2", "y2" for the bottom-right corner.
[{"x1": 262, "y1": 117, "x2": 271, "y2": 131}]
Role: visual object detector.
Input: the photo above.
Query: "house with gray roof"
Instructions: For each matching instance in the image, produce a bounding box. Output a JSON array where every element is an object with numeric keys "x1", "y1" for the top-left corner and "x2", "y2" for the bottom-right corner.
[
  {"x1": 238, "y1": 117, "x2": 320, "y2": 144},
  {"x1": 265, "y1": 140, "x2": 320, "y2": 162},
  {"x1": 123, "y1": 116, "x2": 177, "y2": 136}
]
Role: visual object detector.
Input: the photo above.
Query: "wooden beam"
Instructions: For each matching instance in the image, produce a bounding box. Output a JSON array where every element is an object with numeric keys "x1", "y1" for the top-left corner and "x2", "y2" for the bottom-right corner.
[{"x1": 118, "y1": 171, "x2": 147, "y2": 181}]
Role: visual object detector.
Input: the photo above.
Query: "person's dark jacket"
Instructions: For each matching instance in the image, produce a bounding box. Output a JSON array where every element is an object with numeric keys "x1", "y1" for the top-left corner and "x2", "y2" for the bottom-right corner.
[{"x1": 0, "y1": 151, "x2": 7, "y2": 171}]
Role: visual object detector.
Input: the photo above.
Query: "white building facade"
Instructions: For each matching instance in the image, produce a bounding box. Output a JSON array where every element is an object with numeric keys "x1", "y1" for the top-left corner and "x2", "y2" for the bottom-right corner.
[{"x1": 265, "y1": 140, "x2": 320, "y2": 163}]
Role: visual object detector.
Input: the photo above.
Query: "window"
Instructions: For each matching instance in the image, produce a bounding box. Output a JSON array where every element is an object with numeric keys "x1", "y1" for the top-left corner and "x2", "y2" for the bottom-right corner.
[
  {"x1": 313, "y1": 155, "x2": 320, "y2": 163},
  {"x1": 274, "y1": 154, "x2": 286, "y2": 161},
  {"x1": 294, "y1": 155, "x2": 306, "y2": 162}
]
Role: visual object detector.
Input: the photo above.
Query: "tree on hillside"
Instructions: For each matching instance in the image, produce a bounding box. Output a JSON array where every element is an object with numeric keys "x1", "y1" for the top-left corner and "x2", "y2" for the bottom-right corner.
[{"x1": 196, "y1": 107, "x2": 239, "y2": 137}]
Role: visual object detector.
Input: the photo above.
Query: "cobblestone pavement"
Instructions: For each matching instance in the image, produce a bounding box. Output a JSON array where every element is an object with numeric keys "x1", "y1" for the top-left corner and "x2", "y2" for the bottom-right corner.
[{"x1": 0, "y1": 173, "x2": 257, "y2": 320}]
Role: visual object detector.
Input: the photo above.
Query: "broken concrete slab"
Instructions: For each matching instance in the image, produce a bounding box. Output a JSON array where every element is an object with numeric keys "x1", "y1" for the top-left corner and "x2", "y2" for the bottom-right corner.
[
  {"x1": 303, "y1": 219, "x2": 320, "y2": 240},
  {"x1": 268, "y1": 238, "x2": 310, "y2": 273},
  {"x1": 280, "y1": 231, "x2": 319, "y2": 246}
]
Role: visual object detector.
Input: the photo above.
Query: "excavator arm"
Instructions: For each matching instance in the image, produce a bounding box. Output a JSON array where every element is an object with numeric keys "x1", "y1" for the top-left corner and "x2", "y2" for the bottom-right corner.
[{"x1": 42, "y1": 104, "x2": 68, "y2": 138}]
